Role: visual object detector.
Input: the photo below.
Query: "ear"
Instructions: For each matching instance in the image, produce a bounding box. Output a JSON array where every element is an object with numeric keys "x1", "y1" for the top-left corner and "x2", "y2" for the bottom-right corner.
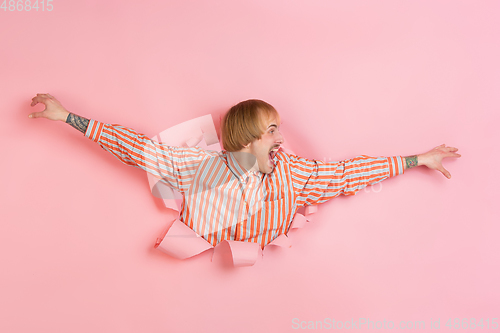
[{"x1": 242, "y1": 140, "x2": 254, "y2": 151}]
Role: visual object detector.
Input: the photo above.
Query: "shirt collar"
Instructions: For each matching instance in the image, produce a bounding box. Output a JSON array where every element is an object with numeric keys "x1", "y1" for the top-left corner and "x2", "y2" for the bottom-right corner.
[{"x1": 226, "y1": 151, "x2": 262, "y2": 182}]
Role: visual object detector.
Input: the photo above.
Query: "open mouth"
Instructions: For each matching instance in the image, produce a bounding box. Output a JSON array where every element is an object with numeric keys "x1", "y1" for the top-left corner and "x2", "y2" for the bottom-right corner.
[{"x1": 268, "y1": 146, "x2": 280, "y2": 160}]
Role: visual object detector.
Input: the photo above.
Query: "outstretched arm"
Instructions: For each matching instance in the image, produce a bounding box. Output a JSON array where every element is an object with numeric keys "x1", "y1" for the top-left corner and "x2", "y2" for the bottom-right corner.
[
  {"x1": 404, "y1": 145, "x2": 461, "y2": 179},
  {"x1": 28, "y1": 93, "x2": 210, "y2": 193}
]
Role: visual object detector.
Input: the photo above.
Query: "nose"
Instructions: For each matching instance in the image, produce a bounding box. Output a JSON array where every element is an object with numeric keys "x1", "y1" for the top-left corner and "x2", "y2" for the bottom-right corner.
[{"x1": 276, "y1": 131, "x2": 284, "y2": 144}]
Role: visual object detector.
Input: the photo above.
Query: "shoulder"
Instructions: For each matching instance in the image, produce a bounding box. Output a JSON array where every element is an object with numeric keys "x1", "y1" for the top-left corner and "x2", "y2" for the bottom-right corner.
[
  {"x1": 275, "y1": 149, "x2": 316, "y2": 166},
  {"x1": 166, "y1": 146, "x2": 223, "y2": 161}
]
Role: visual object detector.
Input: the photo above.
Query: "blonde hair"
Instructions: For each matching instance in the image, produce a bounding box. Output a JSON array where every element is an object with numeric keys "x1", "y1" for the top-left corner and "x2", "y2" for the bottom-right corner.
[{"x1": 221, "y1": 99, "x2": 280, "y2": 152}]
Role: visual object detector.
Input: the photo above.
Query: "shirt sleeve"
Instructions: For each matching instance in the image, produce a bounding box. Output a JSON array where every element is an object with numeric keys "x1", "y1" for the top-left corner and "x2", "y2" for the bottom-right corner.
[
  {"x1": 84, "y1": 119, "x2": 208, "y2": 193},
  {"x1": 285, "y1": 153, "x2": 405, "y2": 206}
]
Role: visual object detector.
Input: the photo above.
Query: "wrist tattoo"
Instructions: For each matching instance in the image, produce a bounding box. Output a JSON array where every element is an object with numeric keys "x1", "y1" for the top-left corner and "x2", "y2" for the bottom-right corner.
[
  {"x1": 405, "y1": 155, "x2": 418, "y2": 169},
  {"x1": 66, "y1": 113, "x2": 90, "y2": 134}
]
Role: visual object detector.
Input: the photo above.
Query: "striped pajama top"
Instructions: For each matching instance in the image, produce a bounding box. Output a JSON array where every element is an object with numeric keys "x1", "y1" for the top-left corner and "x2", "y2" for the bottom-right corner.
[{"x1": 85, "y1": 120, "x2": 405, "y2": 249}]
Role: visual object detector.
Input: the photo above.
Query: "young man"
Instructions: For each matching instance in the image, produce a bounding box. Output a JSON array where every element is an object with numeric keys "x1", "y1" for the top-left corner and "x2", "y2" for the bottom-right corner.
[{"x1": 29, "y1": 93, "x2": 461, "y2": 249}]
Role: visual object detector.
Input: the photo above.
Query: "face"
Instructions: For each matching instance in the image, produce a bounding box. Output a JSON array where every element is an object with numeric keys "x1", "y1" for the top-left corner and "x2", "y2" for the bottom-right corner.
[{"x1": 246, "y1": 114, "x2": 284, "y2": 174}]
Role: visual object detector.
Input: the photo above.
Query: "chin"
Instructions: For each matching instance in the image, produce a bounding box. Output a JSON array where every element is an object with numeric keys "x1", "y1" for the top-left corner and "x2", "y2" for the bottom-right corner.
[
  {"x1": 261, "y1": 166, "x2": 274, "y2": 174},
  {"x1": 258, "y1": 159, "x2": 275, "y2": 174}
]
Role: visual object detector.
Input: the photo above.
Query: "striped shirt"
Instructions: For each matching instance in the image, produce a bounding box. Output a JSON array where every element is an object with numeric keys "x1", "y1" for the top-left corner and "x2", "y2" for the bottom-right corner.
[{"x1": 85, "y1": 120, "x2": 405, "y2": 249}]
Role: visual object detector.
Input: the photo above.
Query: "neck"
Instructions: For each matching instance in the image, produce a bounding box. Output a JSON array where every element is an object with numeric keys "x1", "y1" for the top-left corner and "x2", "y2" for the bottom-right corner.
[{"x1": 231, "y1": 150, "x2": 259, "y2": 173}]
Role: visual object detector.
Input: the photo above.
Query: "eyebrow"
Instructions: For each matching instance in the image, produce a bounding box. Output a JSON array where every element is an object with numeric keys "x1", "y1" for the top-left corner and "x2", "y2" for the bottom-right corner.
[{"x1": 267, "y1": 124, "x2": 278, "y2": 129}]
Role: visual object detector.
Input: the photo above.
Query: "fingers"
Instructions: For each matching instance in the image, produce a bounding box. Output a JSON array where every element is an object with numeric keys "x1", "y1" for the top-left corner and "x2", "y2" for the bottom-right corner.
[
  {"x1": 435, "y1": 144, "x2": 455, "y2": 150},
  {"x1": 29, "y1": 111, "x2": 45, "y2": 119},
  {"x1": 443, "y1": 148, "x2": 461, "y2": 158},
  {"x1": 31, "y1": 94, "x2": 43, "y2": 106},
  {"x1": 30, "y1": 93, "x2": 52, "y2": 106},
  {"x1": 29, "y1": 93, "x2": 52, "y2": 118},
  {"x1": 434, "y1": 144, "x2": 461, "y2": 158},
  {"x1": 438, "y1": 166, "x2": 451, "y2": 179},
  {"x1": 30, "y1": 95, "x2": 40, "y2": 106},
  {"x1": 443, "y1": 146, "x2": 461, "y2": 158}
]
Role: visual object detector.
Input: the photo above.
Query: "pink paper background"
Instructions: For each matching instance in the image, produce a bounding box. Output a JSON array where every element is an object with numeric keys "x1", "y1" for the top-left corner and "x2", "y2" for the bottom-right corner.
[{"x1": 1, "y1": 1, "x2": 499, "y2": 332}]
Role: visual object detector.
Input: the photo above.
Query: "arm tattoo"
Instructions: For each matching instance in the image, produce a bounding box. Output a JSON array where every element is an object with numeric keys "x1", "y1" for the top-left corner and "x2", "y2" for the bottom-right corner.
[
  {"x1": 404, "y1": 155, "x2": 418, "y2": 169},
  {"x1": 66, "y1": 113, "x2": 90, "y2": 134}
]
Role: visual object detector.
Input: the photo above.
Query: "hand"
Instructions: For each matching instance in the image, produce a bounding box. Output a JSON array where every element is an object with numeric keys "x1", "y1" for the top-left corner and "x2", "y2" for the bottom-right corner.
[
  {"x1": 418, "y1": 144, "x2": 461, "y2": 179},
  {"x1": 29, "y1": 93, "x2": 70, "y2": 122}
]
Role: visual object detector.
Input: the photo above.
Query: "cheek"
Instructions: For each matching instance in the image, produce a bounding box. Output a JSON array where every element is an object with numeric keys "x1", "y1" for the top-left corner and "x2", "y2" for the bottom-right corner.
[{"x1": 263, "y1": 135, "x2": 274, "y2": 144}]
